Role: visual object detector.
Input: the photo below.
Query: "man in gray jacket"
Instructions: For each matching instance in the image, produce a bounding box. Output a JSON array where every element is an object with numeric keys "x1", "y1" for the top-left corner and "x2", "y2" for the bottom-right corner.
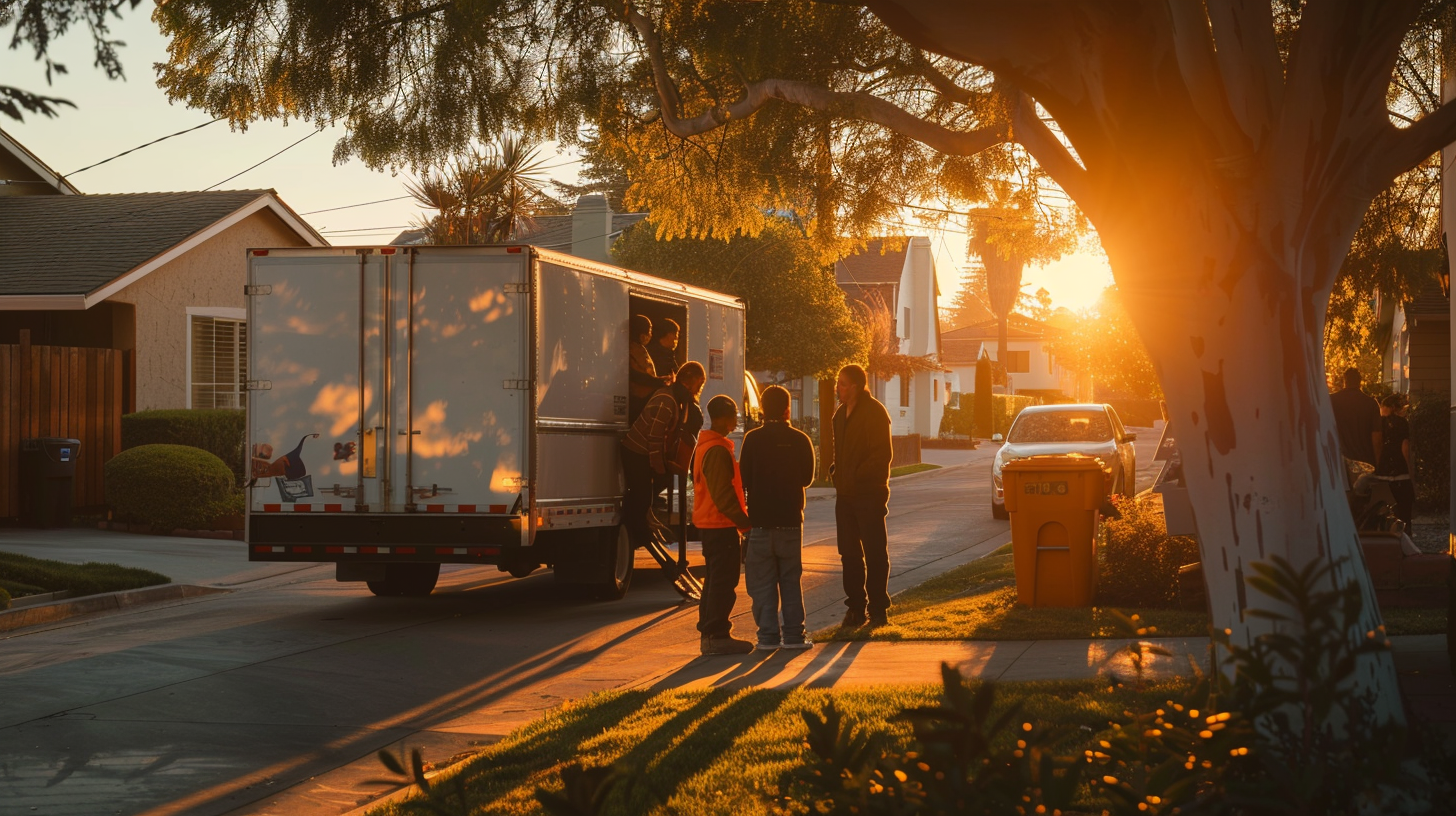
[{"x1": 830, "y1": 364, "x2": 893, "y2": 629}]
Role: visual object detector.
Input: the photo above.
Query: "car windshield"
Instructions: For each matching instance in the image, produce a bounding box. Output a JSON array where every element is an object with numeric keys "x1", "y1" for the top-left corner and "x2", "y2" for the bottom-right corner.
[{"x1": 1007, "y1": 410, "x2": 1114, "y2": 444}]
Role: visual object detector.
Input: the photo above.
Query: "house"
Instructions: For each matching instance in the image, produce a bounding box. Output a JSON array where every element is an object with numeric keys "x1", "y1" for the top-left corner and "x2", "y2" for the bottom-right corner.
[
  {"x1": 835, "y1": 237, "x2": 955, "y2": 437},
  {"x1": 1376, "y1": 275, "x2": 1450, "y2": 396},
  {"x1": 940, "y1": 314, "x2": 1089, "y2": 400},
  {"x1": 0, "y1": 127, "x2": 326, "y2": 411},
  {"x1": 392, "y1": 194, "x2": 649, "y2": 262}
]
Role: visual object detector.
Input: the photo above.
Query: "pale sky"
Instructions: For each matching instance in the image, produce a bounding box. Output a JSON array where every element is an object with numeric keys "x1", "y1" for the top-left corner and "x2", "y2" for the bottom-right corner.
[{"x1": 1, "y1": 6, "x2": 1114, "y2": 311}]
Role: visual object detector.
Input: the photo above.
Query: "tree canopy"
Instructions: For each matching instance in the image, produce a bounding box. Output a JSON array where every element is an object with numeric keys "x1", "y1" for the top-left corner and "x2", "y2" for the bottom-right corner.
[
  {"x1": 611, "y1": 218, "x2": 865, "y2": 379},
  {"x1": 1044, "y1": 286, "x2": 1163, "y2": 401}
]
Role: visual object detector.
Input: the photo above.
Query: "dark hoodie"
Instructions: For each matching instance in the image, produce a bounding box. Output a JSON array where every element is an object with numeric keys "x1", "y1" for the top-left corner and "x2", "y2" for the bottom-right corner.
[{"x1": 831, "y1": 388, "x2": 892, "y2": 498}]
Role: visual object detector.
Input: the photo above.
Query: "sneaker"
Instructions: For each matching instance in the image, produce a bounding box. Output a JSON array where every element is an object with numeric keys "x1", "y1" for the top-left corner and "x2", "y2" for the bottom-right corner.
[
  {"x1": 701, "y1": 635, "x2": 755, "y2": 655},
  {"x1": 755, "y1": 640, "x2": 781, "y2": 651},
  {"x1": 868, "y1": 612, "x2": 889, "y2": 629},
  {"x1": 841, "y1": 610, "x2": 868, "y2": 629},
  {"x1": 781, "y1": 638, "x2": 814, "y2": 650}
]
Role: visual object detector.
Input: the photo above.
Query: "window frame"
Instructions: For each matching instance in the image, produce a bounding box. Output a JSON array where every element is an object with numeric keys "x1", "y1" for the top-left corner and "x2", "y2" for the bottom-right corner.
[{"x1": 186, "y1": 306, "x2": 247, "y2": 409}]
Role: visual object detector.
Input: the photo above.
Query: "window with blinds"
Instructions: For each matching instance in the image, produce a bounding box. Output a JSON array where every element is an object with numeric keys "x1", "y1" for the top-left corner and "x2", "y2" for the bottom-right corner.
[
  {"x1": 191, "y1": 315, "x2": 247, "y2": 409},
  {"x1": 1006, "y1": 350, "x2": 1031, "y2": 373}
]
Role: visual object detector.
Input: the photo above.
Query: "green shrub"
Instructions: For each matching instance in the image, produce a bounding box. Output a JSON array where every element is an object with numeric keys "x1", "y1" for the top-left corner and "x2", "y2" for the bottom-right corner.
[
  {"x1": 0, "y1": 552, "x2": 169, "y2": 596},
  {"x1": 939, "y1": 394, "x2": 1040, "y2": 438},
  {"x1": 1099, "y1": 496, "x2": 1200, "y2": 608},
  {"x1": 105, "y1": 444, "x2": 235, "y2": 532},
  {"x1": 0, "y1": 586, "x2": 9, "y2": 610},
  {"x1": 1408, "y1": 390, "x2": 1449, "y2": 514},
  {"x1": 122, "y1": 409, "x2": 246, "y2": 486}
]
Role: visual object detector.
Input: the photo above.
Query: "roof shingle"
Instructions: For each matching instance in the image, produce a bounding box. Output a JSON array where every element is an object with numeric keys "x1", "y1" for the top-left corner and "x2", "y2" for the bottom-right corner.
[{"x1": 0, "y1": 191, "x2": 271, "y2": 296}]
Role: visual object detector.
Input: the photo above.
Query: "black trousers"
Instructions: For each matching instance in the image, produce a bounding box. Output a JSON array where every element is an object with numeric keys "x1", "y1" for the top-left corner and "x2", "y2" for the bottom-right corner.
[
  {"x1": 1389, "y1": 479, "x2": 1415, "y2": 530},
  {"x1": 697, "y1": 527, "x2": 743, "y2": 638},
  {"x1": 621, "y1": 447, "x2": 654, "y2": 547},
  {"x1": 836, "y1": 493, "x2": 890, "y2": 616}
]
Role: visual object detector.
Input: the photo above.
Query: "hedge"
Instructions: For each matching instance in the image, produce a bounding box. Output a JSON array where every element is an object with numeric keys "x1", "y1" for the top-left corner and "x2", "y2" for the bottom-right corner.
[
  {"x1": 105, "y1": 444, "x2": 236, "y2": 532},
  {"x1": 1098, "y1": 495, "x2": 1201, "y2": 608},
  {"x1": 1408, "y1": 390, "x2": 1450, "y2": 514},
  {"x1": 122, "y1": 409, "x2": 246, "y2": 486},
  {"x1": 940, "y1": 393, "x2": 1040, "y2": 438}
]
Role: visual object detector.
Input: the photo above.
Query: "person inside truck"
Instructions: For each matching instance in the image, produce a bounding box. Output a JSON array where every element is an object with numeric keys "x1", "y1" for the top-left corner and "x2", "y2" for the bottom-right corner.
[
  {"x1": 649, "y1": 320, "x2": 705, "y2": 442},
  {"x1": 622, "y1": 362, "x2": 706, "y2": 547},
  {"x1": 629, "y1": 314, "x2": 671, "y2": 424}
]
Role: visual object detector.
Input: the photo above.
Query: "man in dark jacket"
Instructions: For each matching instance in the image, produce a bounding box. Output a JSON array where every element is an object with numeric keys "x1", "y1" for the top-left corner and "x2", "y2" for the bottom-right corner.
[
  {"x1": 1330, "y1": 367, "x2": 1382, "y2": 467},
  {"x1": 740, "y1": 385, "x2": 816, "y2": 650},
  {"x1": 831, "y1": 364, "x2": 893, "y2": 628}
]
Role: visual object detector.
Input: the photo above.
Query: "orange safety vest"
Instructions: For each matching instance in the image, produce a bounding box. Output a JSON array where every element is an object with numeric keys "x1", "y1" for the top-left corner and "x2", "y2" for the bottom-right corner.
[{"x1": 692, "y1": 430, "x2": 746, "y2": 529}]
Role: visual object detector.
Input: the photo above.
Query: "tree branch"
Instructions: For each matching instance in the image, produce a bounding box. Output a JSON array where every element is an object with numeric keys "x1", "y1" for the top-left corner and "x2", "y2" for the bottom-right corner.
[
  {"x1": 1376, "y1": 100, "x2": 1456, "y2": 184},
  {"x1": 1204, "y1": 0, "x2": 1282, "y2": 148},
  {"x1": 1165, "y1": 0, "x2": 1253, "y2": 160},
  {"x1": 1013, "y1": 92, "x2": 1102, "y2": 221},
  {"x1": 624, "y1": 2, "x2": 1008, "y2": 157}
]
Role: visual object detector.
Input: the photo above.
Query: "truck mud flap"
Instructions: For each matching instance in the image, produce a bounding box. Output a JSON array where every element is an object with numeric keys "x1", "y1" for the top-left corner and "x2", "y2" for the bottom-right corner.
[{"x1": 643, "y1": 518, "x2": 703, "y2": 602}]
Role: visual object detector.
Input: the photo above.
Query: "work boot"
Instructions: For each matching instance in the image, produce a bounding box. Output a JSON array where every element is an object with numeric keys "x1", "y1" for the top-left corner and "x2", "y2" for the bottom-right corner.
[
  {"x1": 701, "y1": 635, "x2": 755, "y2": 655},
  {"x1": 868, "y1": 612, "x2": 890, "y2": 629},
  {"x1": 840, "y1": 609, "x2": 868, "y2": 629}
]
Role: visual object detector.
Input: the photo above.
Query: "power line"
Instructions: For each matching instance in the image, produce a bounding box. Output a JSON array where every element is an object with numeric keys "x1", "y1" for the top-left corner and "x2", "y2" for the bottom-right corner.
[
  {"x1": 205, "y1": 128, "x2": 323, "y2": 191},
  {"x1": 65, "y1": 118, "x2": 225, "y2": 178},
  {"x1": 302, "y1": 195, "x2": 414, "y2": 215}
]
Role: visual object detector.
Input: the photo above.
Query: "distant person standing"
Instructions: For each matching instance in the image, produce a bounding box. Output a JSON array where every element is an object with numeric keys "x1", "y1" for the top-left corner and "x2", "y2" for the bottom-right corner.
[
  {"x1": 693, "y1": 395, "x2": 754, "y2": 655},
  {"x1": 1330, "y1": 367, "x2": 1382, "y2": 467},
  {"x1": 1375, "y1": 394, "x2": 1415, "y2": 530},
  {"x1": 831, "y1": 364, "x2": 893, "y2": 629},
  {"x1": 740, "y1": 385, "x2": 816, "y2": 650}
]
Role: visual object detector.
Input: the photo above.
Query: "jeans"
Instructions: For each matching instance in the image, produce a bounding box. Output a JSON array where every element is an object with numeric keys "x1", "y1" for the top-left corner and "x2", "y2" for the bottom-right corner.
[
  {"x1": 746, "y1": 527, "x2": 806, "y2": 644},
  {"x1": 697, "y1": 527, "x2": 743, "y2": 639},
  {"x1": 836, "y1": 493, "x2": 890, "y2": 616}
]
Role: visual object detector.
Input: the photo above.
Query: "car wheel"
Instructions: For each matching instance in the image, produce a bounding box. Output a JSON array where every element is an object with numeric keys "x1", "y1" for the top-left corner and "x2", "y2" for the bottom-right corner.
[{"x1": 992, "y1": 501, "x2": 1009, "y2": 521}]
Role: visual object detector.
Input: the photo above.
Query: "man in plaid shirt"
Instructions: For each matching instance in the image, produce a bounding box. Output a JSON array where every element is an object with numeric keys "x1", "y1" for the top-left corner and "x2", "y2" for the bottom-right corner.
[{"x1": 622, "y1": 362, "x2": 705, "y2": 545}]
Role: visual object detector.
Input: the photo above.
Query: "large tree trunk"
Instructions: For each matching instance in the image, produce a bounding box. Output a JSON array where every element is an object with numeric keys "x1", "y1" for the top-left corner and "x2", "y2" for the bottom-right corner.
[{"x1": 1104, "y1": 202, "x2": 1402, "y2": 723}]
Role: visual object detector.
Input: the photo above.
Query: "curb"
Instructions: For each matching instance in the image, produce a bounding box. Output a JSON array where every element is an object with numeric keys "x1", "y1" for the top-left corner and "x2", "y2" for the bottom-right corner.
[
  {"x1": 0, "y1": 583, "x2": 231, "y2": 632},
  {"x1": 807, "y1": 461, "x2": 970, "y2": 502}
]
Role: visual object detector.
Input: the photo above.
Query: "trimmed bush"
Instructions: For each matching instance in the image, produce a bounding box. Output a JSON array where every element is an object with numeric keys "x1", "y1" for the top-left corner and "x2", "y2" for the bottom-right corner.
[
  {"x1": 0, "y1": 552, "x2": 168, "y2": 597},
  {"x1": 122, "y1": 409, "x2": 246, "y2": 486},
  {"x1": 939, "y1": 394, "x2": 1040, "y2": 439},
  {"x1": 106, "y1": 444, "x2": 236, "y2": 532},
  {"x1": 1409, "y1": 390, "x2": 1449, "y2": 514},
  {"x1": 1099, "y1": 495, "x2": 1201, "y2": 608}
]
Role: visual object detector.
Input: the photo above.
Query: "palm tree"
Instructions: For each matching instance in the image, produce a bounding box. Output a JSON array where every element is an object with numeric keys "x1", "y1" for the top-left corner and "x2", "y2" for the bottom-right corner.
[{"x1": 406, "y1": 137, "x2": 558, "y2": 244}]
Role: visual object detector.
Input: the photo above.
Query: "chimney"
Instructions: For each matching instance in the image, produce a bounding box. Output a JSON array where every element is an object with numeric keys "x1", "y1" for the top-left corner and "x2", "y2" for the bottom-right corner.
[{"x1": 571, "y1": 194, "x2": 614, "y2": 263}]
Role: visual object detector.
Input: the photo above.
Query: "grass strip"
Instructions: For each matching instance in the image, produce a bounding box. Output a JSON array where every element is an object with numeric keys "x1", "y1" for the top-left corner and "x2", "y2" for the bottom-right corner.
[
  {"x1": 0, "y1": 551, "x2": 170, "y2": 599},
  {"x1": 816, "y1": 544, "x2": 1444, "y2": 641},
  {"x1": 370, "y1": 678, "x2": 1191, "y2": 816},
  {"x1": 889, "y1": 462, "x2": 941, "y2": 478}
]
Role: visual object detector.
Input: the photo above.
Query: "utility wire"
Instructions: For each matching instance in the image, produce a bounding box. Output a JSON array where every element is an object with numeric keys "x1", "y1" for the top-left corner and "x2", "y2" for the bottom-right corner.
[
  {"x1": 302, "y1": 195, "x2": 413, "y2": 215},
  {"x1": 65, "y1": 118, "x2": 225, "y2": 178},
  {"x1": 205, "y1": 128, "x2": 323, "y2": 191}
]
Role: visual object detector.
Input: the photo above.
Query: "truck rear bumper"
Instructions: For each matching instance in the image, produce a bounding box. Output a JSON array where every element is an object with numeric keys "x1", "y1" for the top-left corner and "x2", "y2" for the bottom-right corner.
[{"x1": 248, "y1": 513, "x2": 523, "y2": 563}]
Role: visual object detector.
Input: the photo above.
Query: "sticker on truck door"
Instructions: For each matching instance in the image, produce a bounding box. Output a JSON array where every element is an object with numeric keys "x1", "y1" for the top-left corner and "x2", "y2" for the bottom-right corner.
[{"x1": 252, "y1": 434, "x2": 320, "y2": 502}]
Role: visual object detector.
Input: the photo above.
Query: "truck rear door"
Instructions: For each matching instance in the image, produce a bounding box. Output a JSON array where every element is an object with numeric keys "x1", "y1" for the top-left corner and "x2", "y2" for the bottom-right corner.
[{"x1": 396, "y1": 249, "x2": 529, "y2": 514}]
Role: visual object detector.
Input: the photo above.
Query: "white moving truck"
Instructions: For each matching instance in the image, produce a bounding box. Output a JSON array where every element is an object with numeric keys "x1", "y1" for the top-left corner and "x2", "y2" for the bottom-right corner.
[{"x1": 244, "y1": 245, "x2": 745, "y2": 598}]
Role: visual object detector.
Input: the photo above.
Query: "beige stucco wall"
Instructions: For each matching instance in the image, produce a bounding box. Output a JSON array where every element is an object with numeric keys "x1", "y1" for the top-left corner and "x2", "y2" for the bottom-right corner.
[{"x1": 105, "y1": 208, "x2": 310, "y2": 409}]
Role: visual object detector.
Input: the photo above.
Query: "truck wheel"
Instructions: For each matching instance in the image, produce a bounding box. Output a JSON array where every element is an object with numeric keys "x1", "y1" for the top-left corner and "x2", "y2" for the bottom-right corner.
[
  {"x1": 591, "y1": 524, "x2": 634, "y2": 601},
  {"x1": 367, "y1": 563, "x2": 440, "y2": 597},
  {"x1": 506, "y1": 561, "x2": 538, "y2": 579}
]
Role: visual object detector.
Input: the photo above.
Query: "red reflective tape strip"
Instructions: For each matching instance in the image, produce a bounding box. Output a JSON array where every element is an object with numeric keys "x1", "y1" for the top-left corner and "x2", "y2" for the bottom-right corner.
[
  {"x1": 457, "y1": 505, "x2": 476, "y2": 513},
  {"x1": 325, "y1": 504, "x2": 343, "y2": 512},
  {"x1": 489, "y1": 504, "x2": 507, "y2": 514},
  {"x1": 380, "y1": 247, "x2": 397, "y2": 255},
  {"x1": 293, "y1": 505, "x2": 312, "y2": 512},
  {"x1": 291, "y1": 545, "x2": 311, "y2": 553},
  {"x1": 325, "y1": 546, "x2": 344, "y2": 553},
  {"x1": 263, "y1": 504, "x2": 280, "y2": 512},
  {"x1": 396, "y1": 547, "x2": 416, "y2": 554},
  {"x1": 252, "y1": 249, "x2": 269, "y2": 256},
  {"x1": 253, "y1": 545, "x2": 271, "y2": 552},
  {"x1": 434, "y1": 547, "x2": 454, "y2": 555},
  {"x1": 506, "y1": 246, "x2": 523, "y2": 253},
  {"x1": 360, "y1": 546, "x2": 378, "y2": 554},
  {"x1": 427, "y1": 504, "x2": 444, "y2": 513}
]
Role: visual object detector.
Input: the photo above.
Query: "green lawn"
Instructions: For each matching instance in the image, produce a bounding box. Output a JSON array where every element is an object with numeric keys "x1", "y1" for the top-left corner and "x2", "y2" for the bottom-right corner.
[
  {"x1": 889, "y1": 462, "x2": 941, "y2": 478},
  {"x1": 369, "y1": 678, "x2": 1192, "y2": 816},
  {"x1": 0, "y1": 551, "x2": 169, "y2": 607},
  {"x1": 813, "y1": 544, "x2": 1445, "y2": 642}
]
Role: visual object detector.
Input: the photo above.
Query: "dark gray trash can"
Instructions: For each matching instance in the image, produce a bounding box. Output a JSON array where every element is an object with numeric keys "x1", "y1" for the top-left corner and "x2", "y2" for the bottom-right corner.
[{"x1": 19, "y1": 437, "x2": 80, "y2": 528}]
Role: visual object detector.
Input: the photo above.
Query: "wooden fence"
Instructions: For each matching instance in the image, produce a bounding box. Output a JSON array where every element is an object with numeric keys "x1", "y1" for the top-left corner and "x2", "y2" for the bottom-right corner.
[{"x1": 1, "y1": 332, "x2": 125, "y2": 518}]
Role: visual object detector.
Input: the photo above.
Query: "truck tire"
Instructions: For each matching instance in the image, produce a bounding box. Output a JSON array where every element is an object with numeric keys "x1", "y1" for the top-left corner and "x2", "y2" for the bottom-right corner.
[
  {"x1": 591, "y1": 524, "x2": 634, "y2": 601},
  {"x1": 367, "y1": 563, "x2": 440, "y2": 597}
]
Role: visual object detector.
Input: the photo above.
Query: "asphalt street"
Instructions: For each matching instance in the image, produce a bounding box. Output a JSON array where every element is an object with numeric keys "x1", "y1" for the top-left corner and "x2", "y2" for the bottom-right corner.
[{"x1": 0, "y1": 432, "x2": 1160, "y2": 816}]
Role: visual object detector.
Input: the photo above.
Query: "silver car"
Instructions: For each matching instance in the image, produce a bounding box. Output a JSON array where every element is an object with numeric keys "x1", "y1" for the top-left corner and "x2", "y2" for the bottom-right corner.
[{"x1": 990, "y1": 403, "x2": 1137, "y2": 519}]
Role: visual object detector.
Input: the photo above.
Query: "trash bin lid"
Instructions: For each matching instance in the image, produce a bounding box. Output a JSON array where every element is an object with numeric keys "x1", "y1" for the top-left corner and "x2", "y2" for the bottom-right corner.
[
  {"x1": 40, "y1": 437, "x2": 82, "y2": 446},
  {"x1": 1002, "y1": 453, "x2": 1106, "y2": 473}
]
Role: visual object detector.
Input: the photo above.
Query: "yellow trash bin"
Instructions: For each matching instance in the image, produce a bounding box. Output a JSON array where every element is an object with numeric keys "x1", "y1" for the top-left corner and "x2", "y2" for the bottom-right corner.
[{"x1": 1002, "y1": 454, "x2": 1106, "y2": 607}]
